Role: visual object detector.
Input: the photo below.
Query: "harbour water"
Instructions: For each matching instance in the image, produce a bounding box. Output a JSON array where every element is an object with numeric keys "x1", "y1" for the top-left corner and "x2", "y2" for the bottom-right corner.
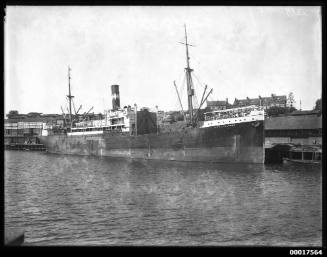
[{"x1": 5, "y1": 150, "x2": 322, "y2": 246}]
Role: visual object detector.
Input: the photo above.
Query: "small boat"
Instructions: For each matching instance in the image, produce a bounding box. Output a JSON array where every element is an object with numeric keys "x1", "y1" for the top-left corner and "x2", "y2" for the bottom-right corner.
[{"x1": 283, "y1": 145, "x2": 322, "y2": 164}]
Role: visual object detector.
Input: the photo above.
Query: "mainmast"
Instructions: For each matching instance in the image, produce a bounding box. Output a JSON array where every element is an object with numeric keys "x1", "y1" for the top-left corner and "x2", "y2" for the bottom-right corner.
[
  {"x1": 183, "y1": 25, "x2": 194, "y2": 123},
  {"x1": 67, "y1": 66, "x2": 74, "y2": 129}
]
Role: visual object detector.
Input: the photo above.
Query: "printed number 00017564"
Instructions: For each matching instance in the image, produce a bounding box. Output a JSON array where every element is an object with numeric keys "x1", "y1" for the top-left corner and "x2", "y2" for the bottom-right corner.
[{"x1": 290, "y1": 250, "x2": 323, "y2": 255}]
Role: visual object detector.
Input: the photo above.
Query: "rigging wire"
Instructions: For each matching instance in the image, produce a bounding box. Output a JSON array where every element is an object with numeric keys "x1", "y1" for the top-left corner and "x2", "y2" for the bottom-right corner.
[
  {"x1": 174, "y1": 73, "x2": 184, "y2": 110},
  {"x1": 177, "y1": 74, "x2": 186, "y2": 111},
  {"x1": 193, "y1": 93, "x2": 199, "y2": 109},
  {"x1": 192, "y1": 72, "x2": 206, "y2": 89},
  {"x1": 186, "y1": 42, "x2": 240, "y2": 107},
  {"x1": 179, "y1": 73, "x2": 186, "y2": 102},
  {"x1": 61, "y1": 101, "x2": 68, "y2": 116},
  {"x1": 176, "y1": 69, "x2": 185, "y2": 88},
  {"x1": 173, "y1": 71, "x2": 186, "y2": 111},
  {"x1": 193, "y1": 68, "x2": 236, "y2": 103},
  {"x1": 191, "y1": 72, "x2": 212, "y2": 107}
]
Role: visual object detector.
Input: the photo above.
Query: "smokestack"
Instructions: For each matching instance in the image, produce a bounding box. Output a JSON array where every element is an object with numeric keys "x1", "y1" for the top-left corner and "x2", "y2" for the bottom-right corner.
[{"x1": 111, "y1": 84, "x2": 120, "y2": 110}]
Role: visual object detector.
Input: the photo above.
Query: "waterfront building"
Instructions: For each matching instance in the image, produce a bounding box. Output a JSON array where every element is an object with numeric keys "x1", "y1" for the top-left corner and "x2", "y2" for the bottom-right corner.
[
  {"x1": 206, "y1": 94, "x2": 287, "y2": 111},
  {"x1": 233, "y1": 94, "x2": 287, "y2": 109},
  {"x1": 206, "y1": 99, "x2": 231, "y2": 111},
  {"x1": 264, "y1": 110, "x2": 322, "y2": 148},
  {"x1": 5, "y1": 118, "x2": 44, "y2": 145},
  {"x1": 4, "y1": 112, "x2": 68, "y2": 146}
]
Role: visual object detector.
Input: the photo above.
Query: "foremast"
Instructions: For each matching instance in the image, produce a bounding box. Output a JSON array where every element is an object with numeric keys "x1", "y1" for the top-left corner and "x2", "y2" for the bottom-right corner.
[
  {"x1": 182, "y1": 25, "x2": 195, "y2": 124},
  {"x1": 67, "y1": 66, "x2": 74, "y2": 129}
]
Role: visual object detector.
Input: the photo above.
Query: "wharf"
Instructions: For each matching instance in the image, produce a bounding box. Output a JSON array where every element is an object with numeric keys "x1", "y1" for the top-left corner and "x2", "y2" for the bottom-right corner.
[{"x1": 5, "y1": 143, "x2": 47, "y2": 151}]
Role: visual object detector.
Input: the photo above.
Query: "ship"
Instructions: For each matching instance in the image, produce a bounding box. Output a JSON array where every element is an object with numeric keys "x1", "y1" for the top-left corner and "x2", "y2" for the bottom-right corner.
[{"x1": 39, "y1": 26, "x2": 265, "y2": 163}]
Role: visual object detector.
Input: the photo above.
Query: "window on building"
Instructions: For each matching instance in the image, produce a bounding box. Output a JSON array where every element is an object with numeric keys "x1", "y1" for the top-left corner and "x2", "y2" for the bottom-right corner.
[
  {"x1": 314, "y1": 152, "x2": 322, "y2": 160},
  {"x1": 290, "y1": 152, "x2": 302, "y2": 160},
  {"x1": 303, "y1": 152, "x2": 313, "y2": 160}
]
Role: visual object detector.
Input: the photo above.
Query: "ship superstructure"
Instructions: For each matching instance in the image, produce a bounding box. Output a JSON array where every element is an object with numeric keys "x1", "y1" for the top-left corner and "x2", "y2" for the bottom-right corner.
[
  {"x1": 69, "y1": 104, "x2": 136, "y2": 136},
  {"x1": 202, "y1": 105, "x2": 264, "y2": 128}
]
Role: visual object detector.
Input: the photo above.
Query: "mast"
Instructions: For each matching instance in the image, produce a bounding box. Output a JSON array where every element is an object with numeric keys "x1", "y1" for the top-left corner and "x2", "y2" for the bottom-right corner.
[
  {"x1": 183, "y1": 25, "x2": 194, "y2": 123},
  {"x1": 67, "y1": 66, "x2": 74, "y2": 129}
]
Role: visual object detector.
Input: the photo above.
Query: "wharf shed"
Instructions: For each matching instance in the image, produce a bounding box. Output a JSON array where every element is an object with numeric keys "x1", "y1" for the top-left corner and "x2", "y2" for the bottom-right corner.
[
  {"x1": 264, "y1": 112, "x2": 322, "y2": 148},
  {"x1": 4, "y1": 115, "x2": 67, "y2": 145}
]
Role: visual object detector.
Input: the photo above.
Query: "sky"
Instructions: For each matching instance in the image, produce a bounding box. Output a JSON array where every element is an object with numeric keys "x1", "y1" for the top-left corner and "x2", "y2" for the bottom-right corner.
[{"x1": 5, "y1": 6, "x2": 322, "y2": 115}]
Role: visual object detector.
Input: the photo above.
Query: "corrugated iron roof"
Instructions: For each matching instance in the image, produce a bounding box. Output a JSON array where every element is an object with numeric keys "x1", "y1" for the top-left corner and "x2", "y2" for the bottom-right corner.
[
  {"x1": 265, "y1": 114, "x2": 322, "y2": 130},
  {"x1": 5, "y1": 116, "x2": 66, "y2": 123}
]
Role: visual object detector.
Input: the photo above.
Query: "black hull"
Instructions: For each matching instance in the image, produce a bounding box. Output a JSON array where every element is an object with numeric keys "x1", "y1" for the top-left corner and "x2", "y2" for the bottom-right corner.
[{"x1": 39, "y1": 121, "x2": 264, "y2": 163}]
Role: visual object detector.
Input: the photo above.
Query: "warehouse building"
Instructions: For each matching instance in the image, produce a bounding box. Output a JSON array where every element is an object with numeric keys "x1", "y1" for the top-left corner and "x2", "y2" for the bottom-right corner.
[{"x1": 264, "y1": 111, "x2": 322, "y2": 148}]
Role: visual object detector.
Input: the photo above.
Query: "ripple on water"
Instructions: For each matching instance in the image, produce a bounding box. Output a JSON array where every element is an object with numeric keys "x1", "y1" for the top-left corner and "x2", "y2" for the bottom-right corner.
[{"x1": 5, "y1": 151, "x2": 322, "y2": 246}]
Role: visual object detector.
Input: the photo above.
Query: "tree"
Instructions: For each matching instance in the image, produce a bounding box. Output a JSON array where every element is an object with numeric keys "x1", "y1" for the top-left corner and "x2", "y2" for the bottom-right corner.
[
  {"x1": 8, "y1": 110, "x2": 18, "y2": 115},
  {"x1": 313, "y1": 98, "x2": 321, "y2": 112},
  {"x1": 6, "y1": 110, "x2": 19, "y2": 118},
  {"x1": 287, "y1": 92, "x2": 296, "y2": 108},
  {"x1": 266, "y1": 106, "x2": 297, "y2": 117}
]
